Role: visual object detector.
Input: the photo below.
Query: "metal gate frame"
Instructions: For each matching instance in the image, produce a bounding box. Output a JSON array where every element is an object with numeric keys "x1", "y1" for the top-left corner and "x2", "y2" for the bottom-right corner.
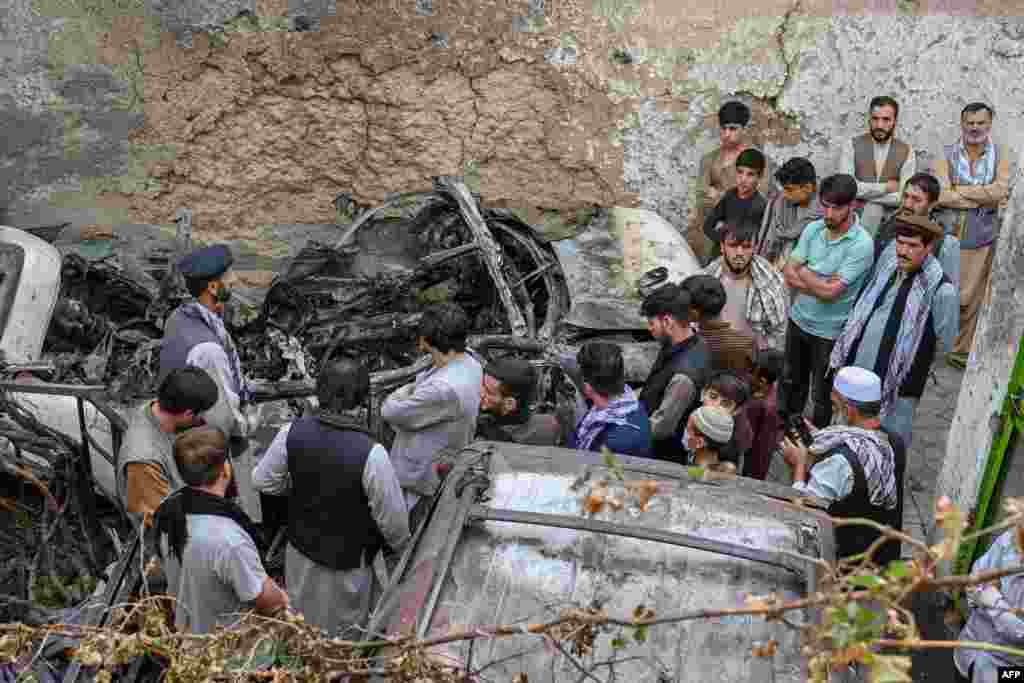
[{"x1": 954, "y1": 333, "x2": 1024, "y2": 576}]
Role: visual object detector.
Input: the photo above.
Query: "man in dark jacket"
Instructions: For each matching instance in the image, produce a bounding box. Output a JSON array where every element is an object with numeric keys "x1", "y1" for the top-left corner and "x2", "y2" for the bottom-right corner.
[
  {"x1": 253, "y1": 359, "x2": 410, "y2": 636},
  {"x1": 565, "y1": 342, "x2": 651, "y2": 458},
  {"x1": 477, "y1": 359, "x2": 562, "y2": 446},
  {"x1": 782, "y1": 366, "x2": 906, "y2": 564},
  {"x1": 639, "y1": 285, "x2": 711, "y2": 462}
]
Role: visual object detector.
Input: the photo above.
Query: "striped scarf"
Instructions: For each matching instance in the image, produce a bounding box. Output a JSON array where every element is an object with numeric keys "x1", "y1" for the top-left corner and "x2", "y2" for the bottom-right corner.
[
  {"x1": 829, "y1": 245, "x2": 944, "y2": 417},
  {"x1": 810, "y1": 426, "x2": 897, "y2": 510},
  {"x1": 574, "y1": 385, "x2": 641, "y2": 451}
]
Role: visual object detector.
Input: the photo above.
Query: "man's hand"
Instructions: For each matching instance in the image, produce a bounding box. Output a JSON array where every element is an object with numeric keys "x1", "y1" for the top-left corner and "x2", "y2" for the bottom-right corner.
[
  {"x1": 781, "y1": 436, "x2": 808, "y2": 469},
  {"x1": 886, "y1": 179, "x2": 900, "y2": 194}
]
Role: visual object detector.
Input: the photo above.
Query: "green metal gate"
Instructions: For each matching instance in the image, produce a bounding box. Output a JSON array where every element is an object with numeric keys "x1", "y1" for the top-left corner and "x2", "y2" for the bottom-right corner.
[{"x1": 954, "y1": 333, "x2": 1024, "y2": 575}]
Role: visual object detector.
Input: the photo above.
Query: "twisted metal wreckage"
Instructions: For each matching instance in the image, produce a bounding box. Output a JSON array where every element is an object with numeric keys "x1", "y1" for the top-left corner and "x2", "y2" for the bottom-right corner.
[{"x1": 0, "y1": 177, "x2": 704, "y2": 681}]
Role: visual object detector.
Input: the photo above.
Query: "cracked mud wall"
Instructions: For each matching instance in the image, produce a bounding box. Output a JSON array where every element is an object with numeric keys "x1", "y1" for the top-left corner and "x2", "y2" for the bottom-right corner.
[{"x1": 1, "y1": 0, "x2": 1023, "y2": 261}]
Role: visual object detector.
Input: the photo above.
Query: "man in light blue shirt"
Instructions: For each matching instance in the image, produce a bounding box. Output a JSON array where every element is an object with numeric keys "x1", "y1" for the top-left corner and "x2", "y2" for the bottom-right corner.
[{"x1": 781, "y1": 174, "x2": 875, "y2": 427}]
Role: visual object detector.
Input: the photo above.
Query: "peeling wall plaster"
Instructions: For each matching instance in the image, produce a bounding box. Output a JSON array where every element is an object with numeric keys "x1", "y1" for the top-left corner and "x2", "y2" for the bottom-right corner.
[{"x1": 1, "y1": 0, "x2": 1022, "y2": 258}]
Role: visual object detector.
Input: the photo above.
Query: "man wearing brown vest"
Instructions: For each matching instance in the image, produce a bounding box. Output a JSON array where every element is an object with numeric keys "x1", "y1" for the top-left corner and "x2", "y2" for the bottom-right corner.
[{"x1": 839, "y1": 96, "x2": 916, "y2": 237}]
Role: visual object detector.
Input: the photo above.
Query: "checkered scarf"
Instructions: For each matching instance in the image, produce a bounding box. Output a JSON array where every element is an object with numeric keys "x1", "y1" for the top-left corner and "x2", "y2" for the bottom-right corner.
[
  {"x1": 703, "y1": 255, "x2": 788, "y2": 343},
  {"x1": 810, "y1": 426, "x2": 897, "y2": 510}
]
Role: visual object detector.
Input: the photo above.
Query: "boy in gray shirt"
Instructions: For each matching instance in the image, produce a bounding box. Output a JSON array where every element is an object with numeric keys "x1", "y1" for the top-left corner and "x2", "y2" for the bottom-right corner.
[{"x1": 154, "y1": 426, "x2": 288, "y2": 633}]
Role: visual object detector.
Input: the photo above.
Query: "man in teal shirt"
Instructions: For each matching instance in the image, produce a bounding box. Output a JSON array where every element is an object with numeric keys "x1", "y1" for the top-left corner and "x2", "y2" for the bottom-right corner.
[{"x1": 781, "y1": 174, "x2": 874, "y2": 427}]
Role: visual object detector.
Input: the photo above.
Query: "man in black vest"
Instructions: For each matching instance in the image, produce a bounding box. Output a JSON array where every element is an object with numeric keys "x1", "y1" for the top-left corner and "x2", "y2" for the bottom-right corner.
[
  {"x1": 829, "y1": 213, "x2": 957, "y2": 449},
  {"x1": 782, "y1": 366, "x2": 906, "y2": 565},
  {"x1": 639, "y1": 284, "x2": 712, "y2": 462},
  {"x1": 252, "y1": 359, "x2": 410, "y2": 636}
]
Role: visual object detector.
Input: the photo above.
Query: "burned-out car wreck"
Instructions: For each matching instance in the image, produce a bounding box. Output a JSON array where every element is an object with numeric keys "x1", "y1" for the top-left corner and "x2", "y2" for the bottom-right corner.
[{"x1": 0, "y1": 176, "x2": 855, "y2": 682}]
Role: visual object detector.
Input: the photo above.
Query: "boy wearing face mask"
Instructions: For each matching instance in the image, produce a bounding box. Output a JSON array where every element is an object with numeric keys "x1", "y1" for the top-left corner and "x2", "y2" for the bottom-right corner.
[
  {"x1": 682, "y1": 406, "x2": 735, "y2": 470},
  {"x1": 699, "y1": 372, "x2": 753, "y2": 472}
]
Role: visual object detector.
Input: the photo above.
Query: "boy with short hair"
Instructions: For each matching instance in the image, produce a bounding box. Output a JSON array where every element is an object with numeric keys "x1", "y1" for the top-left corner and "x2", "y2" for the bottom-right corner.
[
  {"x1": 699, "y1": 371, "x2": 753, "y2": 471},
  {"x1": 702, "y1": 148, "x2": 769, "y2": 264},
  {"x1": 756, "y1": 157, "x2": 822, "y2": 272}
]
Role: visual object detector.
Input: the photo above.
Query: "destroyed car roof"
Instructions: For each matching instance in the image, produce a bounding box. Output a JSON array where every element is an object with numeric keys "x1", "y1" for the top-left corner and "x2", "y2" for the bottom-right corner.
[{"x1": 372, "y1": 441, "x2": 834, "y2": 683}]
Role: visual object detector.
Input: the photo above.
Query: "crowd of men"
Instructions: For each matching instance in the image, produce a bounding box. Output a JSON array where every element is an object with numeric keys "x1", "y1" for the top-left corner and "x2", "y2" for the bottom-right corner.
[{"x1": 108, "y1": 95, "x2": 1013, "y2": 681}]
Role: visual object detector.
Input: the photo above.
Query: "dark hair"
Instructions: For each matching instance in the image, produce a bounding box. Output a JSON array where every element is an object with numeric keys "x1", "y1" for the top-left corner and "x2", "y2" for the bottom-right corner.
[
  {"x1": 721, "y1": 220, "x2": 758, "y2": 244},
  {"x1": 416, "y1": 302, "x2": 469, "y2": 353},
  {"x1": 844, "y1": 397, "x2": 882, "y2": 419},
  {"x1": 961, "y1": 102, "x2": 995, "y2": 120},
  {"x1": 707, "y1": 371, "x2": 750, "y2": 407},
  {"x1": 681, "y1": 274, "x2": 727, "y2": 319},
  {"x1": 774, "y1": 157, "x2": 817, "y2": 188},
  {"x1": 753, "y1": 349, "x2": 785, "y2": 386},
  {"x1": 577, "y1": 342, "x2": 625, "y2": 398},
  {"x1": 869, "y1": 95, "x2": 899, "y2": 119},
  {"x1": 718, "y1": 101, "x2": 750, "y2": 127},
  {"x1": 905, "y1": 172, "x2": 941, "y2": 203},
  {"x1": 185, "y1": 276, "x2": 215, "y2": 299},
  {"x1": 641, "y1": 283, "x2": 691, "y2": 322},
  {"x1": 486, "y1": 359, "x2": 537, "y2": 420},
  {"x1": 158, "y1": 368, "x2": 218, "y2": 416},
  {"x1": 895, "y1": 222, "x2": 937, "y2": 247},
  {"x1": 174, "y1": 426, "x2": 229, "y2": 488},
  {"x1": 318, "y1": 358, "x2": 370, "y2": 412},
  {"x1": 736, "y1": 148, "x2": 766, "y2": 174},
  {"x1": 819, "y1": 174, "x2": 858, "y2": 207}
]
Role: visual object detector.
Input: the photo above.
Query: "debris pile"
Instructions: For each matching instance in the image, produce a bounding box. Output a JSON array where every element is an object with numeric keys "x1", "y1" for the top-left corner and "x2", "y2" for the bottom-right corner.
[{"x1": 30, "y1": 177, "x2": 568, "y2": 403}]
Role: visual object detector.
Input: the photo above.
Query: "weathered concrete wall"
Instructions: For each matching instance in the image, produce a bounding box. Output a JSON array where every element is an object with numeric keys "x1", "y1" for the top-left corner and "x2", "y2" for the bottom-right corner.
[
  {"x1": 934, "y1": 147, "x2": 1024, "y2": 539},
  {"x1": 1, "y1": 0, "x2": 1023, "y2": 264}
]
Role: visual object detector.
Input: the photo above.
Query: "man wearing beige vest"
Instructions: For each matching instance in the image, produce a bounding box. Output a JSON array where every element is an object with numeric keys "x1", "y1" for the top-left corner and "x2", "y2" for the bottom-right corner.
[{"x1": 839, "y1": 96, "x2": 916, "y2": 237}]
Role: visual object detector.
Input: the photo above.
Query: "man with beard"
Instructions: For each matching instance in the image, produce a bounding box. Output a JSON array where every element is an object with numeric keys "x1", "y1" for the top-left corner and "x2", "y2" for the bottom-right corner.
[
  {"x1": 829, "y1": 214, "x2": 958, "y2": 448},
  {"x1": 689, "y1": 101, "x2": 774, "y2": 263},
  {"x1": 477, "y1": 359, "x2": 563, "y2": 446},
  {"x1": 159, "y1": 244, "x2": 266, "y2": 523},
  {"x1": 782, "y1": 366, "x2": 906, "y2": 564},
  {"x1": 873, "y1": 172, "x2": 961, "y2": 292},
  {"x1": 253, "y1": 359, "x2": 409, "y2": 636},
  {"x1": 159, "y1": 245, "x2": 259, "y2": 441},
  {"x1": 839, "y1": 96, "x2": 917, "y2": 236},
  {"x1": 932, "y1": 102, "x2": 1013, "y2": 367},
  {"x1": 702, "y1": 220, "x2": 789, "y2": 351},
  {"x1": 639, "y1": 285, "x2": 711, "y2": 461},
  {"x1": 781, "y1": 174, "x2": 874, "y2": 428}
]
